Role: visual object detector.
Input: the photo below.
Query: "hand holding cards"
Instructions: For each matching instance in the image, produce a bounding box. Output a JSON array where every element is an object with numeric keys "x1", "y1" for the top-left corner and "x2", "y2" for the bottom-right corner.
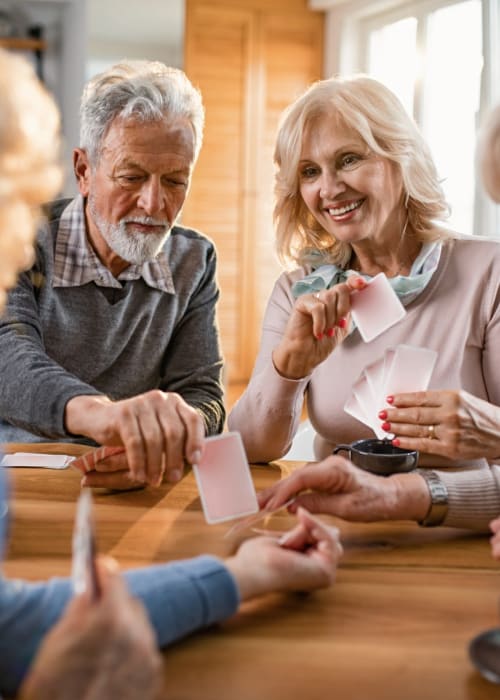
[{"x1": 345, "y1": 344, "x2": 437, "y2": 438}]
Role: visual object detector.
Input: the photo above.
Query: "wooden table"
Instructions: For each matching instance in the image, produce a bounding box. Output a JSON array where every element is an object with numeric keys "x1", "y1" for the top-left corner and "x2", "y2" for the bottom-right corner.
[{"x1": 3, "y1": 442, "x2": 500, "y2": 700}]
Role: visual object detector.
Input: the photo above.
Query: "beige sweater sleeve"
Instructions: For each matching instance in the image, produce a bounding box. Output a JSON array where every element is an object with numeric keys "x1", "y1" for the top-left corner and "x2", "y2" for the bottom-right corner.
[{"x1": 437, "y1": 465, "x2": 500, "y2": 531}]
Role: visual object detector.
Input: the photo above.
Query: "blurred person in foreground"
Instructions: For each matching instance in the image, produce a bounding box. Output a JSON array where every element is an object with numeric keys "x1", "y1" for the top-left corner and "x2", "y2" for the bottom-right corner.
[{"x1": 0, "y1": 49, "x2": 342, "y2": 699}]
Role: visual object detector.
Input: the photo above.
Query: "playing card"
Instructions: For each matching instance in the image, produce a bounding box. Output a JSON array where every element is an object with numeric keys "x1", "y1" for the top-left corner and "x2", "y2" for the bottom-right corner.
[
  {"x1": 224, "y1": 498, "x2": 296, "y2": 539},
  {"x1": 72, "y1": 490, "x2": 100, "y2": 600},
  {"x1": 193, "y1": 432, "x2": 258, "y2": 524},
  {"x1": 350, "y1": 273, "x2": 406, "y2": 342},
  {"x1": 352, "y1": 373, "x2": 387, "y2": 439},
  {"x1": 344, "y1": 344, "x2": 437, "y2": 438},
  {"x1": 344, "y1": 392, "x2": 372, "y2": 427},
  {"x1": 363, "y1": 358, "x2": 385, "y2": 402},
  {"x1": 383, "y1": 344, "x2": 437, "y2": 397},
  {"x1": 0, "y1": 453, "x2": 74, "y2": 469}
]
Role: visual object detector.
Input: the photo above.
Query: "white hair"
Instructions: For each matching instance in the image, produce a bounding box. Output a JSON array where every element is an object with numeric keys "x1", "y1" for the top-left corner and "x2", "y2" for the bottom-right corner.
[{"x1": 80, "y1": 60, "x2": 205, "y2": 164}]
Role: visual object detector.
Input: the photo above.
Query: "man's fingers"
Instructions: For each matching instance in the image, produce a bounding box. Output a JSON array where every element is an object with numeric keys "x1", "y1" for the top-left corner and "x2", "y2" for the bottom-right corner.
[
  {"x1": 119, "y1": 410, "x2": 147, "y2": 482},
  {"x1": 72, "y1": 447, "x2": 126, "y2": 474},
  {"x1": 177, "y1": 403, "x2": 205, "y2": 466},
  {"x1": 81, "y1": 470, "x2": 146, "y2": 491}
]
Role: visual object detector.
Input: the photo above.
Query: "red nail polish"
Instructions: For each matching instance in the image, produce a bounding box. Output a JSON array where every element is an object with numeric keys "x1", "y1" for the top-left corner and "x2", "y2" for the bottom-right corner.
[
  {"x1": 386, "y1": 395, "x2": 394, "y2": 404},
  {"x1": 316, "y1": 332, "x2": 324, "y2": 340},
  {"x1": 392, "y1": 438, "x2": 401, "y2": 447},
  {"x1": 378, "y1": 410, "x2": 387, "y2": 420},
  {"x1": 326, "y1": 327, "x2": 335, "y2": 337},
  {"x1": 337, "y1": 318, "x2": 347, "y2": 329},
  {"x1": 381, "y1": 421, "x2": 391, "y2": 431}
]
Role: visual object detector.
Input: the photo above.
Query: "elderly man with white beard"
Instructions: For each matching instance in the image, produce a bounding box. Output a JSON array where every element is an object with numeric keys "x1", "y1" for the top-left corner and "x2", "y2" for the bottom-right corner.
[{"x1": 0, "y1": 60, "x2": 224, "y2": 489}]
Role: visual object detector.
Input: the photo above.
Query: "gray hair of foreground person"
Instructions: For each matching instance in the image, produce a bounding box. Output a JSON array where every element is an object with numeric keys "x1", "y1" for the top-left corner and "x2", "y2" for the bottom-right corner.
[
  {"x1": 79, "y1": 60, "x2": 205, "y2": 164},
  {"x1": 273, "y1": 74, "x2": 450, "y2": 268},
  {"x1": 0, "y1": 49, "x2": 62, "y2": 308}
]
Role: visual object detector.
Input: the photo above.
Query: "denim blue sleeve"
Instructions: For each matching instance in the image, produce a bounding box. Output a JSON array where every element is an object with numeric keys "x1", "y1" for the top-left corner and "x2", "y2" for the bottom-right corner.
[{"x1": 0, "y1": 556, "x2": 240, "y2": 697}]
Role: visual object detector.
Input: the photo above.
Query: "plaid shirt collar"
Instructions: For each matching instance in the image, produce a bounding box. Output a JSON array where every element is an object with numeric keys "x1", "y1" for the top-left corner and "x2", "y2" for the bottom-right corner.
[{"x1": 52, "y1": 195, "x2": 175, "y2": 293}]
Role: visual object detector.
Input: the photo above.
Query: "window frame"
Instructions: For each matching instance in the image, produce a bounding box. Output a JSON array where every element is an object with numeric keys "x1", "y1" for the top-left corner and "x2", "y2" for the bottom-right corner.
[{"x1": 310, "y1": 0, "x2": 500, "y2": 236}]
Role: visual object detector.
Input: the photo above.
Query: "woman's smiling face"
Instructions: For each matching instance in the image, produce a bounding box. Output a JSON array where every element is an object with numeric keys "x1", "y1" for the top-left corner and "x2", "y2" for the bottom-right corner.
[{"x1": 298, "y1": 114, "x2": 405, "y2": 247}]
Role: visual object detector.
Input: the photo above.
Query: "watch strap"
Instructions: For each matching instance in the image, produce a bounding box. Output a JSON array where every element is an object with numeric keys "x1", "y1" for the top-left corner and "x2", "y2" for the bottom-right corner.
[{"x1": 416, "y1": 469, "x2": 449, "y2": 527}]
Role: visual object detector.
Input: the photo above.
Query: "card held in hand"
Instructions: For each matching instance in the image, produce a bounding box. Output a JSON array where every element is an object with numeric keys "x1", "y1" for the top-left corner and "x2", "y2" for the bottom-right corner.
[
  {"x1": 350, "y1": 273, "x2": 406, "y2": 342},
  {"x1": 72, "y1": 489, "x2": 100, "y2": 600},
  {"x1": 193, "y1": 432, "x2": 259, "y2": 524}
]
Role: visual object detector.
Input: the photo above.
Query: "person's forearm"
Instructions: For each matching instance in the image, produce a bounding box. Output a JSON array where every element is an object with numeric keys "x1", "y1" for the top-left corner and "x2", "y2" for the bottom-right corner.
[
  {"x1": 64, "y1": 395, "x2": 111, "y2": 439},
  {"x1": 124, "y1": 556, "x2": 240, "y2": 646},
  {"x1": 388, "y1": 472, "x2": 431, "y2": 522},
  {"x1": 0, "y1": 576, "x2": 73, "y2": 697},
  {"x1": 0, "y1": 273, "x2": 101, "y2": 439},
  {"x1": 224, "y1": 557, "x2": 264, "y2": 601},
  {"x1": 272, "y1": 344, "x2": 314, "y2": 380},
  {"x1": 437, "y1": 465, "x2": 500, "y2": 531},
  {"x1": 465, "y1": 393, "x2": 500, "y2": 459},
  {"x1": 228, "y1": 362, "x2": 308, "y2": 463}
]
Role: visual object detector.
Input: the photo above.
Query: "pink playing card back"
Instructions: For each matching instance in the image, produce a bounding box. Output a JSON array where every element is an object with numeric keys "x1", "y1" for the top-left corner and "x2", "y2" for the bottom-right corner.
[
  {"x1": 383, "y1": 345, "x2": 437, "y2": 396},
  {"x1": 193, "y1": 432, "x2": 258, "y2": 524},
  {"x1": 352, "y1": 374, "x2": 387, "y2": 439},
  {"x1": 363, "y1": 358, "x2": 385, "y2": 405},
  {"x1": 350, "y1": 273, "x2": 406, "y2": 342},
  {"x1": 344, "y1": 392, "x2": 372, "y2": 427}
]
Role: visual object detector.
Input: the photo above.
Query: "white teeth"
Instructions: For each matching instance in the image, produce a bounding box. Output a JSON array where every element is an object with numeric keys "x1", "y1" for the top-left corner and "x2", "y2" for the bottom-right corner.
[{"x1": 328, "y1": 200, "x2": 362, "y2": 216}]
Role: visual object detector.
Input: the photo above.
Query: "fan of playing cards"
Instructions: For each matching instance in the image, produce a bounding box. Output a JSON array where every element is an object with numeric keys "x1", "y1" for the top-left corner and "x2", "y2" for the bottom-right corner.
[{"x1": 345, "y1": 344, "x2": 437, "y2": 439}]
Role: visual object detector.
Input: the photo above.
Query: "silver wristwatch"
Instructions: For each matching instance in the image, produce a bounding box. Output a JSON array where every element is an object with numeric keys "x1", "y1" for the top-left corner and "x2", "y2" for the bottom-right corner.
[{"x1": 416, "y1": 469, "x2": 449, "y2": 527}]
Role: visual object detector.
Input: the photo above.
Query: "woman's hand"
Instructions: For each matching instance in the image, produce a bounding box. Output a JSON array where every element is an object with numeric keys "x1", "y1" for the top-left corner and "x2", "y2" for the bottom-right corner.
[
  {"x1": 272, "y1": 276, "x2": 366, "y2": 379},
  {"x1": 379, "y1": 390, "x2": 500, "y2": 461},
  {"x1": 257, "y1": 456, "x2": 430, "y2": 523}
]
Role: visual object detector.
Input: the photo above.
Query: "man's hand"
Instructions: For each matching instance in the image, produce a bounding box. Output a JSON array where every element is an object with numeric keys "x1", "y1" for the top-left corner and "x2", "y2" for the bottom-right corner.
[
  {"x1": 19, "y1": 557, "x2": 163, "y2": 700},
  {"x1": 257, "y1": 456, "x2": 431, "y2": 523},
  {"x1": 72, "y1": 446, "x2": 141, "y2": 490},
  {"x1": 65, "y1": 391, "x2": 205, "y2": 486},
  {"x1": 225, "y1": 508, "x2": 342, "y2": 600}
]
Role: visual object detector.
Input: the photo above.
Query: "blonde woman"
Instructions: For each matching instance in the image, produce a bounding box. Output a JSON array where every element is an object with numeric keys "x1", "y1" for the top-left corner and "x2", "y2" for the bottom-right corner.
[{"x1": 229, "y1": 76, "x2": 500, "y2": 531}]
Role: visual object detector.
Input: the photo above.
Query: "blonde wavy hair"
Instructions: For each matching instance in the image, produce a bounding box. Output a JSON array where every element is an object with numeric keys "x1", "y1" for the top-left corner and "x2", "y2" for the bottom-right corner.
[
  {"x1": 274, "y1": 75, "x2": 450, "y2": 268},
  {"x1": 0, "y1": 50, "x2": 62, "y2": 310}
]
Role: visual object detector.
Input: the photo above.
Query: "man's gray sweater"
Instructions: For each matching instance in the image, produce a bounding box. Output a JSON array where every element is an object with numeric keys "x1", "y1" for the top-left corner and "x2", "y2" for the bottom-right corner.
[{"x1": 0, "y1": 199, "x2": 225, "y2": 443}]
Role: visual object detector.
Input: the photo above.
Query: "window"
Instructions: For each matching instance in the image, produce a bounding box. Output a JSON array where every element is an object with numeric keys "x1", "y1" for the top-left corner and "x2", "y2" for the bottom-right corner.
[{"x1": 316, "y1": 0, "x2": 499, "y2": 237}]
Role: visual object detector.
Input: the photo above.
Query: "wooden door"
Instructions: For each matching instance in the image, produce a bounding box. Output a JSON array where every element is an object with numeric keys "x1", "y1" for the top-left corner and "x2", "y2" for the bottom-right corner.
[{"x1": 184, "y1": 0, "x2": 324, "y2": 382}]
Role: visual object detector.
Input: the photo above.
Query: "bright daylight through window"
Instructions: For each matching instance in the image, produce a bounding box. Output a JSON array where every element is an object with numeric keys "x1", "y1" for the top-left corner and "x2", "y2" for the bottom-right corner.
[{"x1": 366, "y1": 0, "x2": 483, "y2": 235}]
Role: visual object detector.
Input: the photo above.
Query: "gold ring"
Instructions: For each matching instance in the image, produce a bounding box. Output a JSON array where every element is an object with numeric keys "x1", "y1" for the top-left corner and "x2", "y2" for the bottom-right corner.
[{"x1": 427, "y1": 424, "x2": 436, "y2": 440}]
